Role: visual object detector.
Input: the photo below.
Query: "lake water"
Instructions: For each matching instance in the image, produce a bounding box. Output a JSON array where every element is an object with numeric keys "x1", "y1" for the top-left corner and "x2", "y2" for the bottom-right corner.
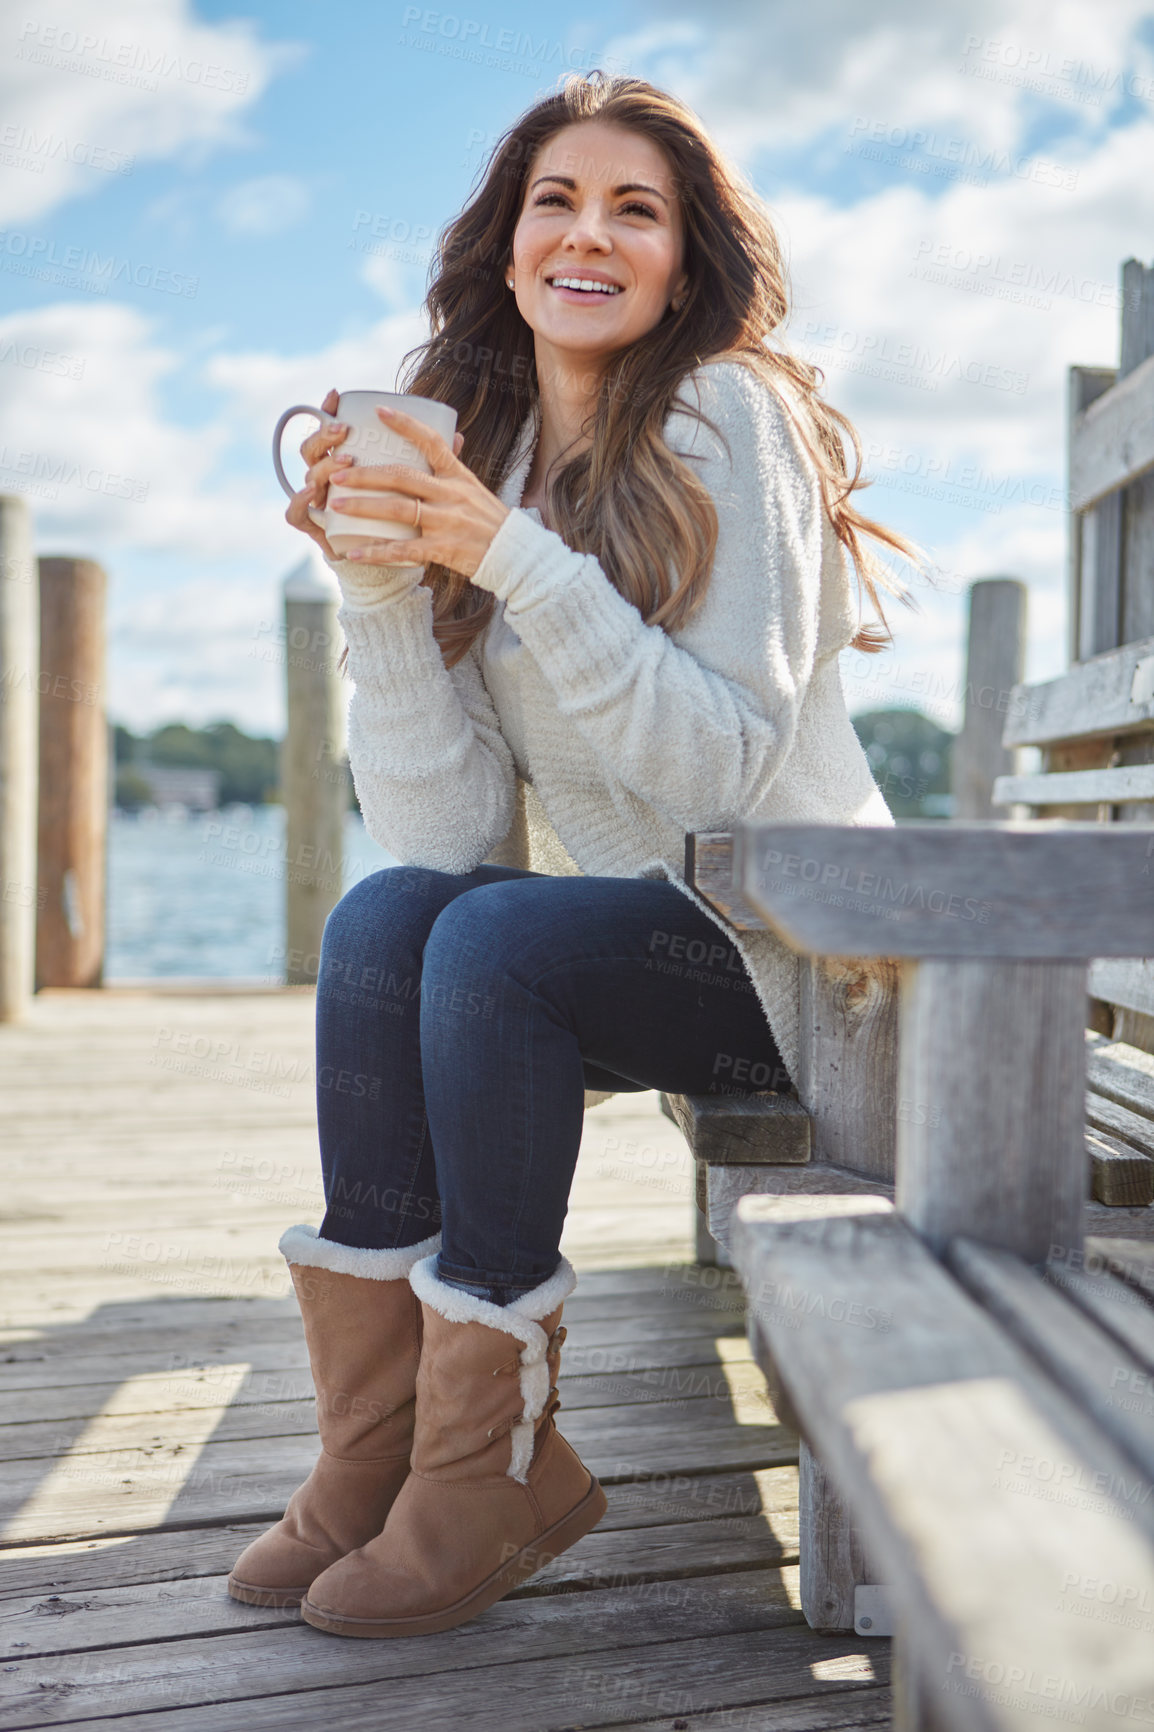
[{"x1": 105, "y1": 805, "x2": 397, "y2": 981}]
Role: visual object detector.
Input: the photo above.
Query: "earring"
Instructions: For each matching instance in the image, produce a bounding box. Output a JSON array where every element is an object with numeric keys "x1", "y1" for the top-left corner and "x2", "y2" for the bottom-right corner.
[{"x1": 506, "y1": 277, "x2": 514, "y2": 289}]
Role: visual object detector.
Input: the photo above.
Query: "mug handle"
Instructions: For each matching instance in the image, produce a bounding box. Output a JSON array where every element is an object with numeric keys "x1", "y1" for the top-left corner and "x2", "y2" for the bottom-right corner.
[{"x1": 272, "y1": 403, "x2": 325, "y2": 501}]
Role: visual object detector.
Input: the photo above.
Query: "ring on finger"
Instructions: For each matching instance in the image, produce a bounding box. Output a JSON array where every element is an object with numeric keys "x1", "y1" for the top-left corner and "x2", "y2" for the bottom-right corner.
[{"x1": 414, "y1": 497, "x2": 422, "y2": 530}]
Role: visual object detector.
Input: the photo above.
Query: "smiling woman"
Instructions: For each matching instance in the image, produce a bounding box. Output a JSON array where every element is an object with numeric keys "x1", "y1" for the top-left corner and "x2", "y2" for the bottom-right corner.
[{"x1": 239, "y1": 68, "x2": 920, "y2": 1643}]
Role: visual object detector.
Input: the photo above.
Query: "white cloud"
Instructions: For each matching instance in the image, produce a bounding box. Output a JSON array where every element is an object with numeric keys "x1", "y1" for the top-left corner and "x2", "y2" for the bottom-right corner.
[
  {"x1": 0, "y1": 0, "x2": 304, "y2": 222},
  {"x1": 613, "y1": 0, "x2": 1154, "y2": 161}
]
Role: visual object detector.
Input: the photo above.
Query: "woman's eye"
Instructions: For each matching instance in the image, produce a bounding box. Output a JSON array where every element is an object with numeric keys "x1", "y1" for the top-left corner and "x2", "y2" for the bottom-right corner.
[{"x1": 531, "y1": 194, "x2": 658, "y2": 220}]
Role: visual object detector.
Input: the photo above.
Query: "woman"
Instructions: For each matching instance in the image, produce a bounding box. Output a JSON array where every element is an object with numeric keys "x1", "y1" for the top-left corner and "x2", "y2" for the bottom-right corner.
[{"x1": 228, "y1": 70, "x2": 913, "y2": 1638}]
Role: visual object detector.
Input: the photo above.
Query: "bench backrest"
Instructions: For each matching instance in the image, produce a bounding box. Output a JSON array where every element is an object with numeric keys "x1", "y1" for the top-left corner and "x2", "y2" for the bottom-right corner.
[{"x1": 989, "y1": 255, "x2": 1154, "y2": 1054}]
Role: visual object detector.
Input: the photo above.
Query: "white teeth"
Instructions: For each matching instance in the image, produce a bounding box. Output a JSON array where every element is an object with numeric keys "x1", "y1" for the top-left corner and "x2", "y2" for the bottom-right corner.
[{"x1": 549, "y1": 277, "x2": 622, "y2": 295}]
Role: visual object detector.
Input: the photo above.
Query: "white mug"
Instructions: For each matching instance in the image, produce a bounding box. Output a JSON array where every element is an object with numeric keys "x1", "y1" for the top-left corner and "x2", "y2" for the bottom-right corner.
[{"x1": 273, "y1": 390, "x2": 458, "y2": 564}]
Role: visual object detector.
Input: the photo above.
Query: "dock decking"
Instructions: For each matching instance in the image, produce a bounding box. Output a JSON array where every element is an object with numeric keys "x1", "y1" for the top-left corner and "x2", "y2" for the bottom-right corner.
[{"x1": 0, "y1": 988, "x2": 890, "y2": 1730}]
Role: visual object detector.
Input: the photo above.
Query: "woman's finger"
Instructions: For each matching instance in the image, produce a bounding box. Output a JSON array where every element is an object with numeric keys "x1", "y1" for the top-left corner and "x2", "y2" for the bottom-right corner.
[
  {"x1": 285, "y1": 483, "x2": 335, "y2": 556},
  {"x1": 374, "y1": 405, "x2": 457, "y2": 473},
  {"x1": 305, "y1": 450, "x2": 361, "y2": 494},
  {"x1": 300, "y1": 419, "x2": 348, "y2": 467},
  {"x1": 328, "y1": 488, "x2": 418, "y2": 526}
]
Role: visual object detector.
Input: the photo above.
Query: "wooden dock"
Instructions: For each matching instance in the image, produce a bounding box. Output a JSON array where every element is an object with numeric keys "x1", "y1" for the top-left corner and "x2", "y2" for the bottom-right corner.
[{"x1": 0, "y1": 988, "x2": 891, "y2": 1730}]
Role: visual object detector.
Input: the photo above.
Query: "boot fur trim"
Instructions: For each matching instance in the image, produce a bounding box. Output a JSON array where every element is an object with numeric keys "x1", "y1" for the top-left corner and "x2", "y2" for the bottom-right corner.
[
  {"x1": 409, "y1": 1254, "x2": 577, "y2": 1484},
  {"x1": 279, "y1": 1224, "x2": 441, "y2": 1281}
]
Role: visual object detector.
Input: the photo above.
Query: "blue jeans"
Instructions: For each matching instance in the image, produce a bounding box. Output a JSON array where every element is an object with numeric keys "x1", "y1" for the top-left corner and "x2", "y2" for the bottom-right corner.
[{"x1": 314, "y1": 864, "x2": 789, "y2": 1303}]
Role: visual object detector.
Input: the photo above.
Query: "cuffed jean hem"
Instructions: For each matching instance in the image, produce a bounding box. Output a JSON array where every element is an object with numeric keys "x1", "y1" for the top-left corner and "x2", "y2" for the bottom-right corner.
[{"x1": 434, "y1": 1251, "x2": 561, "y2": 1308}]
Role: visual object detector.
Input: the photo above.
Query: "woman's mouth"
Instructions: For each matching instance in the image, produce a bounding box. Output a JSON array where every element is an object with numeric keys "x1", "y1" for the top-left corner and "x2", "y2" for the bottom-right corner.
[{"x1": 546, "y1": 275, "x2": 624, "y2": 301}]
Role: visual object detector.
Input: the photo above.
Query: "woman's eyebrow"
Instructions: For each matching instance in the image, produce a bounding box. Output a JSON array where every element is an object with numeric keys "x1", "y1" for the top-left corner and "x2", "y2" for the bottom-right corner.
[{"x1": 528, "y1": 173, "x2": 669, "y2": 205}]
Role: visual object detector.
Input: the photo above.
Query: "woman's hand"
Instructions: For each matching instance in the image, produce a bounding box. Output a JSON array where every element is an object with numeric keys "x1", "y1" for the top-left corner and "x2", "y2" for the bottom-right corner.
[
  {"x1": 330, "y1": 403, "x2": 510, "y2": 579},
  {"x1": 285, "y1": 390, "x2": 467, "y2": 562}
]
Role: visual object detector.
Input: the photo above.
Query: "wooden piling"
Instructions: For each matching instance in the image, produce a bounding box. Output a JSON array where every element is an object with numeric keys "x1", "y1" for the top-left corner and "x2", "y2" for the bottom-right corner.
[
  {"x1": 36, "y1": 557, "x2": 108, "y2": 988},
  {"x1": 282, "y1": 555, "x2": 346, "y2": 985},
  {"x1": 951, "y1": 577, "x2": 1027, "y2": 820},
  {"x1": 0, "y1": 496, "x2": 39, "y2": 1021}
]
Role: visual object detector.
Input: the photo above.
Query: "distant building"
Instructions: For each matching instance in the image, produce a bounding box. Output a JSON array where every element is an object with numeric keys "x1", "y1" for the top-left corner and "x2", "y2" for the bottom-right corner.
[{"x1": 136, "y1": 765, "x2": 221, "y2": 811}]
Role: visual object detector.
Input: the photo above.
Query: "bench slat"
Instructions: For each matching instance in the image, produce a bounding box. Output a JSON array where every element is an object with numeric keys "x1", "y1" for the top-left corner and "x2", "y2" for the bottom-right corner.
[
  {"x1": 1069, "y1": 347, "x2": 1154, "y2": 509},
  {"x1": 1086, "y1": 1086, "x2": 1154, "y2": 1152},
  {"x1": 992, "y1": 765, "x2": 1154, "y2": 806},
  {"x1": 1088, "y1": 1129, "x2": 1154, "y2": 1206},
  {"x1": 732, "y1": 1197, "x2": 1154, "y2": 1728},
  {"x1": 1085, "y1": 1236, "x2": 1154, "y2": 1297},
  {"x1": 735, "y1": 824, "x2": 1154, "y2": 959},
  {"x1": 949, "y1": 1237, "x2": 1154, "y2": 1481},
  {"x1": 1090, "y1": 958, "x2": 1154, "y2": 1020},
  {"x1": 684, "y1": 832, "x2": 765, "y2": 930},
  {"x1": 1088, "y1": 1035, "x2": 1154, "y2": 1122},
  {"x1": 1046, "y1": 1260, "x2": 1154, "y2": 1379},
  {"x1": 1001, "y1": 636, "x2": 1154, "y2": 747},
  {"x1": 660, "y1": 1091, "x2": 811, "y2": 1166}
]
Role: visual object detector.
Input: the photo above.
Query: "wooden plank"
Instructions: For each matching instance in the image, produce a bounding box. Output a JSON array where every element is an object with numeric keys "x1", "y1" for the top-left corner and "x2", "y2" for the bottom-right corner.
[
  {"x1": 1002, "y1": 635, "x2": 1154, "y2": 747},
  {"x1": 0, "y1": 1319, "x2": 752, "y2": 1403},
  {"x1": 1046, "y1": 1261, "x2": 1154, "y2": 1378},
  {"x1": 0, "y1": 1409, "x2": 798, "y2": 1544},
  {"x1": 1087, "y1": 1034, "x2": 1154, "y2": 1122},
  {"x1": 0, "y1": 1467, "x2": 801, "y2": 1599},
  {"x1": 732, "y1": 1196, "x2": 1154, "y2": 1730},
  {"x1": 1087, "y1": 1083, "x2": 1154, "y2": 1152},
  {"x1": 796, "y1": 956, "x2": 898, "y2": 1181},
  {"x1": 0, "y1": 1340, "x2": 763, "y2": 1427},
  {"x1": 1067, "y1": 365, "x2": 1118, "y2": 666},
  {"x1": 663, "y1": 1089, "x2": 812, "y2": 1165},
  {"x1": 704, "y1": 1162, "x2": 893, "y2": 1254},
  {"x1": 593, "y1": 1693, "x2": 893, "y2": 1732},
  {"x1": 897, "y1": 958, "x2": 1087, "y2": 1262},
  {"x1": 1088, "y1": 1128, "x2": 1154, "y2": 1207},
  {"x1": 0, "y1": 1359, "x2": 781, "y2": 1464},
  {"x1": 1084, "y1": 1200, "x2": 1154, "y2": 1242},
  {"x1": 952, "y1": 578, "x2": 1026, "y2": 820},
  {"x1": 1078, "y1": 489, "x2": 1123, "y2": 658},
  {"x1": 1070, "y1": 348, "x2": 1154, "y2": 510},
  {"x1": 0, "y1": 1537, "x2": 802, "y2": 1666},
  {"x1": 684, "y1": 830, "x2": 766, "y2": 930},
  {"x1": 0, "y1": 1624, "x2": 887, "y2": 1732},
  {"x1": 993, "y1": 764, "x2": 1154, "y2": 806},
  {"x1": 798, "y1": 1440, "x2": 875, "y2": 1635},
  {"x1": 948, "y1": 1237, "x2": 1154, "y2": 1481},
  {"x1": 735, "y1": 824, "x2": 1154, "y2": 959},
  {"x1": 1085, "y1": 1236, "x2": 1154, "y2": 1298}
]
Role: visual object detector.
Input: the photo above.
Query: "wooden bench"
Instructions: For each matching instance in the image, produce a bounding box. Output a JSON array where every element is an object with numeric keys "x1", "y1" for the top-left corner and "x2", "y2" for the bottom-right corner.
[
  {"x1": 733, "y1": 1196, "x2": 1154, "y2": 1728},
  {"x1": 666, "y1": 827, "x2": 1154, "y2": 1257},
  {"x1": 725, "y1": 821, "x2": 1154, "y2": 1723}
]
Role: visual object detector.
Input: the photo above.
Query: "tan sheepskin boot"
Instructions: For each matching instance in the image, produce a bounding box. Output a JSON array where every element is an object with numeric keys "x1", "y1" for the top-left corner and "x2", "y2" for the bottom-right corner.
[
  {"x1": 226, "y1": 1225, "x2": 440, "y2": 1608},
  {"x1": 299, "y1": 1253, "x2": 606, "y2": 1637}
]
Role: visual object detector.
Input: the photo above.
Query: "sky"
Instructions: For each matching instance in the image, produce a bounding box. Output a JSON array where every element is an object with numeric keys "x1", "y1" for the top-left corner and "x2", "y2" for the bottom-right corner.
[{"x1": 3, "y1": 0, "x2": 1153, "y2": 738}]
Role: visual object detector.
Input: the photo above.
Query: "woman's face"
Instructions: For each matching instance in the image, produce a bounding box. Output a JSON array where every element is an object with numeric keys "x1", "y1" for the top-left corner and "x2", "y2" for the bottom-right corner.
[{"x1": 508, "y1": 120, "x2": 688, "y2": 380}]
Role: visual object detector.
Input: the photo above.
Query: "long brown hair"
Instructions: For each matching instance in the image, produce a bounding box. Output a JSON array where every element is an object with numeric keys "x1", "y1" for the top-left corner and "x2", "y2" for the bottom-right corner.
[{"x1": 345, "y1": 71, "x2": 916, "y2": 671}]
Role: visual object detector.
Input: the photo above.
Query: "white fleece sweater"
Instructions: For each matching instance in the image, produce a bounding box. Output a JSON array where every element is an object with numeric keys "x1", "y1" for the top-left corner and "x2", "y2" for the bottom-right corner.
[{"x1": 325, "y1": 358, "x2": 894, "y2": 1097}]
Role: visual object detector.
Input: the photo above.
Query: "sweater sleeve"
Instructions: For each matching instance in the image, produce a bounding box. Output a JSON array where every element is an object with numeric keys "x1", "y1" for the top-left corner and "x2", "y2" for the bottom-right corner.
[
  {"x1": 469, "y1": 359, "x2": 827, "y2": 833},
  {"x1": 336, "y1": 583, "x2": 517, "y2": 873}
]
